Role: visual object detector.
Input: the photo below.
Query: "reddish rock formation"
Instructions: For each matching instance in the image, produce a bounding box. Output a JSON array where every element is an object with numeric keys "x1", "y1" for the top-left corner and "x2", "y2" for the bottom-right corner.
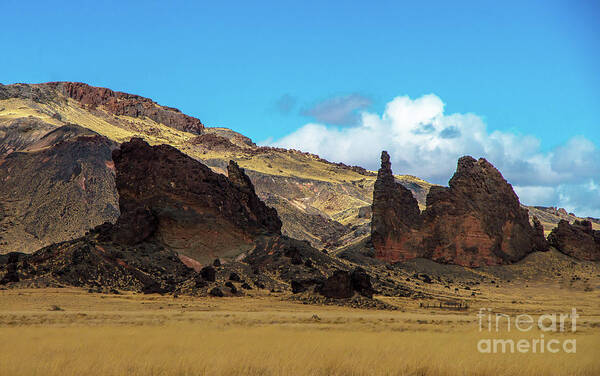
[
  {"x1": 371, "y1": 152, "x2": 548, "y2": 267},
  {"x1": 548, "y1": 220, "x2": 600, "y2": 261},
  {"x1": 371, "y1": 151, "x2": 422, "y2": 259},
  {"x1": 50, "y1": 82, "x2": 204, "y2": 134},
  {"x1": 532, "y1": 216, "x2": 548, "y2": 253},
  {"x1": 111, "y1": 138, "x2": 281, "y2": 263}
]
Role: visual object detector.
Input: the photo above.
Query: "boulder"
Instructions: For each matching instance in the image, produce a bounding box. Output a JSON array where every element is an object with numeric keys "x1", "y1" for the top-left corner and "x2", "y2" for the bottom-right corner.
[
  {"x1": 194, "y1": 275, "x2": 207, "y2": 288},
  {"x1": 225, "y1": 281, "x2": 237, "y2": 293},
  {"x1": 317, "y1": 270, "x2": 353, "y2": 299},
  {"x1": 141, "y1": 282, "x2": 169, "y2": 295},
  {"x1": 200, "y1": 266, "x2": 216, "y2": 282},
  {"x1": 0, "y1": 254, "x2": 20, "y2": 284},
  {"x1": 350, "y1": 267, "x2": 374, "y2": 298}
]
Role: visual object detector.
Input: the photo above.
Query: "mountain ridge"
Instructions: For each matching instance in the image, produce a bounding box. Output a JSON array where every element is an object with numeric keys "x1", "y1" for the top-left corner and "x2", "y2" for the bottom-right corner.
[{"x1": 1, "y1": 82, "x2": 598, "y2": 257}]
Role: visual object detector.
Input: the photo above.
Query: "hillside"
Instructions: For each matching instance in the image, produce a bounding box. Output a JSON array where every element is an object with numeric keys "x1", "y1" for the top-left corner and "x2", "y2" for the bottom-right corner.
[
  {"x1": 0, "y1": 82, "x2": 597, "y2": 255},
  {"x1": 0, "y1": 119, "x2": 118, "y2": 252}
]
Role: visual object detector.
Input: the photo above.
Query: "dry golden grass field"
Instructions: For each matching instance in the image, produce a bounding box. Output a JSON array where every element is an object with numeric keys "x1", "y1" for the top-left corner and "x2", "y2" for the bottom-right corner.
[{"x1": 1, "y1": 281, "x2": 599, "y2": 376}]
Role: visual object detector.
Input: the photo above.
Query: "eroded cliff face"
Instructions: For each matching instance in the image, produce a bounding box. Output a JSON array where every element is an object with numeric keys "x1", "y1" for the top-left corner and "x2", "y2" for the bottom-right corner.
[
  {"x1": 54, "y1": 82, "x2": 204, "y2": 134},
  {"x1": 548, "y1": 220, "x2": 600, "y2": 261},
  {"x1": 371, "y1": 152, "x2": 548, "y2": 267}
]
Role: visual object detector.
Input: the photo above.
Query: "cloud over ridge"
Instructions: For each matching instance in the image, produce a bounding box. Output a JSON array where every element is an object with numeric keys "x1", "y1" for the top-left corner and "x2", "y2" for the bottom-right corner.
[{"x1": 269, "y1": 94, "x2": 600, "y2": 217}]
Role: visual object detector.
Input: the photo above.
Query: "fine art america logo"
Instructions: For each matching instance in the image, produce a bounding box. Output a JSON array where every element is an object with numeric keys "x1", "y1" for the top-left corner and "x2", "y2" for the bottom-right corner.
[{"x1": 477, "y1": 308, "x2": 578, "y2": 354}]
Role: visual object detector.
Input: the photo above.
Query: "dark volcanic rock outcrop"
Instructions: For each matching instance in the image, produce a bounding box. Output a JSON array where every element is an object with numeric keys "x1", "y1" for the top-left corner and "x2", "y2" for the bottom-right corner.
[
  {"x1": 314, "y1": 268, "x2": 374, "y2": 299},
  {"x1": 318, "y1": 270, "x2": 353, "y2": 298},
  {"x1": 548, "y1": 220, "x2": 600, "y2": 261},
  {"x1": 0, "y1": 231, "x2": 194, "y2": 293},
  {"x1": 532, "y1": 216, "x2": 548, "y2": 253},
  {"x1": 371, "y1": 152, "x2": 548, "y2": 267},
  {"x1": 226, "y1": 160, "x2": 281, "y2": 233},
  {"x1": 110, "y1": 138, "x2": 281, "y2": 263}
]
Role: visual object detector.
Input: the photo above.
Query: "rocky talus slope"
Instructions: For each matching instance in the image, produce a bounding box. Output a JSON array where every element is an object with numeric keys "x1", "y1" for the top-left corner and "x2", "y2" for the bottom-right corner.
[{"x1": 371, "y1": 151, "x2": 548, "y2": 267}]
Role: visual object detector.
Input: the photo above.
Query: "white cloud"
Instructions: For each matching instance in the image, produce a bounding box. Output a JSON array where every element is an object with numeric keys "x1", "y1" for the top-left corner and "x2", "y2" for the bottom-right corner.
[{"x1": 268, "y1": 93, "x2": 600, "y2": 218}]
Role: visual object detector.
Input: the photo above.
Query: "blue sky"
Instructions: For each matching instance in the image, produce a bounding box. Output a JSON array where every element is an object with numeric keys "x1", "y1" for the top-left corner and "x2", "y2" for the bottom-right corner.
[{"x1": 1, "y1": 0, "x2": 599, "y2": 215}]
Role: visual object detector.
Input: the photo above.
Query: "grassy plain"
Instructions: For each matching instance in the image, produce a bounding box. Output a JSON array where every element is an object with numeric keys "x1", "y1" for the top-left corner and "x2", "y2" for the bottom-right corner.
[{"x1": 0, "y1": 283, "x2": 599, "y2": 376}]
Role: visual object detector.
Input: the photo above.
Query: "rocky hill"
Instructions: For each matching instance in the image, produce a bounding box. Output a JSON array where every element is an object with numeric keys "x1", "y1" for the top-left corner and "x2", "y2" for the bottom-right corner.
[
  {"x1": 527, "y1": 206, "x2": 600, "y2": 236},
  {"x1": 110, "y1": 138, "x2": 281, "y2": 265}
]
